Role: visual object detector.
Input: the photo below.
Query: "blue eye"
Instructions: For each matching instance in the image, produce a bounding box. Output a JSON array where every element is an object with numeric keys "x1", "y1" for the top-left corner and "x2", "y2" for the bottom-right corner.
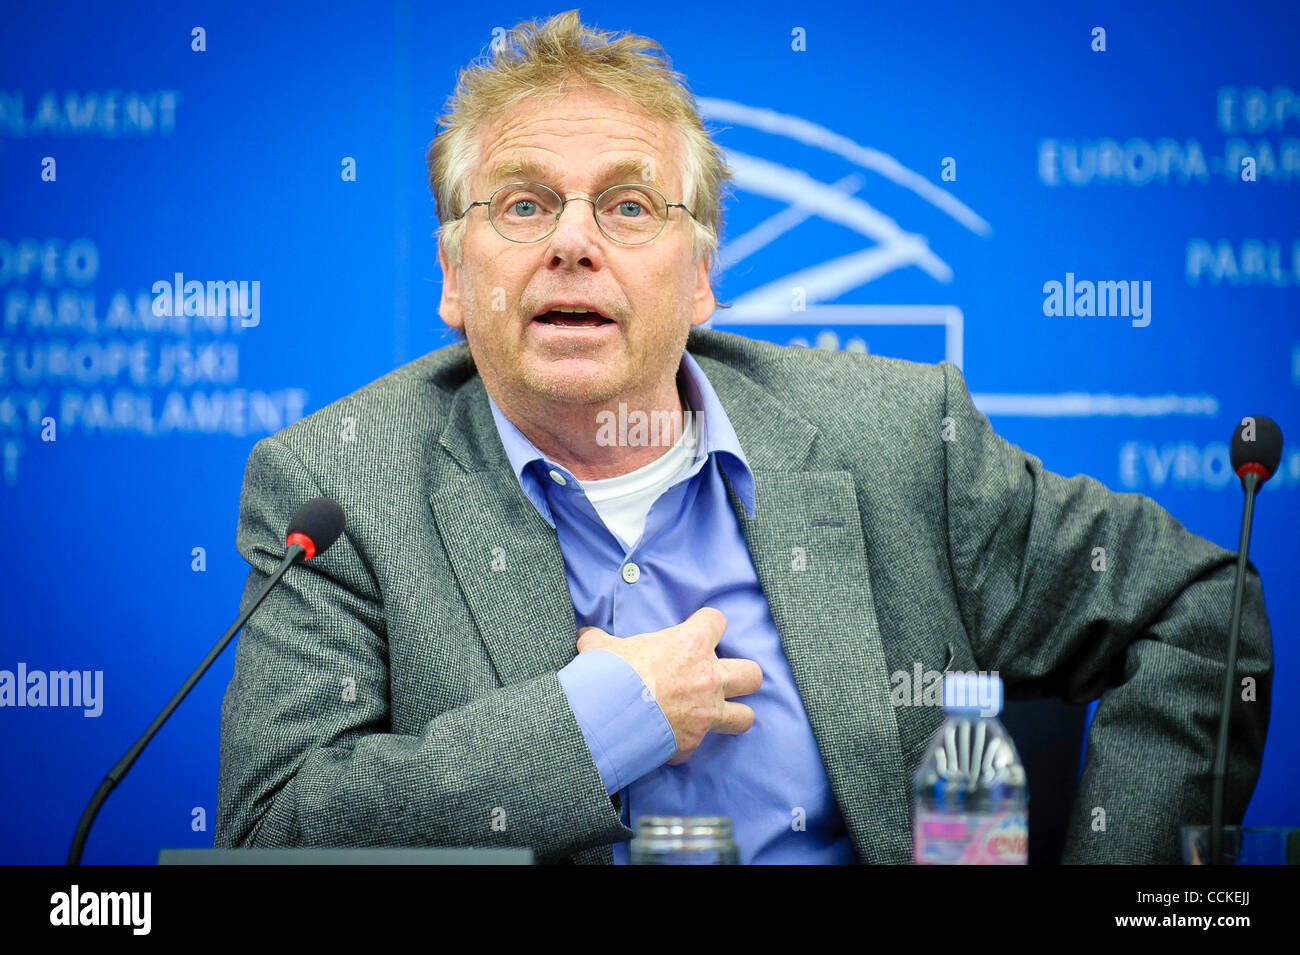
[
  {"x1": 512, "y1": 200, "x2": 538, "y2": 217},
  {"x1": 617, "y1": 200, "x2": 644, "y2": 217}
]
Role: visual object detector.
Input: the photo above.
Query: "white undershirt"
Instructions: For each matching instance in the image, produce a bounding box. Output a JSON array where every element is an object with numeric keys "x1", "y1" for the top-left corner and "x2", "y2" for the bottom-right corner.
[{"x1": 577, "y1": 411, "x2": 701, "y2": 549}]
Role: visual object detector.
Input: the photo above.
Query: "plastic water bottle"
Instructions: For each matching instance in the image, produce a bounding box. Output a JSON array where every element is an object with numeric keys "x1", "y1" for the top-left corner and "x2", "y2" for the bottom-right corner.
[{"x1": 912, "y1": 672, "x2": 1028, "y2": 864}]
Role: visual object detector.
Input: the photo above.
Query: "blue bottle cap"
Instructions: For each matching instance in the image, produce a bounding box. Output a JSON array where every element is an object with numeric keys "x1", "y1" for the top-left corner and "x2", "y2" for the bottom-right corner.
[{"x1": 942, "y1": 672, "x2": 1003, "y2": 716}]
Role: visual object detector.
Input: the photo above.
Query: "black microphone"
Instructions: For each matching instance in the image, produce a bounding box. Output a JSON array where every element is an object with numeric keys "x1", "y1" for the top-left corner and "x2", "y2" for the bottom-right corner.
[
  {"x1": 1230, "y1": 415, "x2": 1283, "y2": 488},
  {"x1": 286, "y1": 496, "x2": 346, "y2": 560},
  {"x1": 67, "y1": 497, "x2": 346, "y2": 865},
  {"x1": 1209, "y1": 416, "x2": 1282, "y2": 865}
]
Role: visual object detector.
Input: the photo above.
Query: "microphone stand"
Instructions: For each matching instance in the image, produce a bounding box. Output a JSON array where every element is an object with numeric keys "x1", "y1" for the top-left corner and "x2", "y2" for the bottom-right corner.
[
  {"x1": 67, "y1": 545, "x2": 305, "y2": 865},
  {"x1": 1210, "y1": 471, "x2": 1260, "y2": 866}
]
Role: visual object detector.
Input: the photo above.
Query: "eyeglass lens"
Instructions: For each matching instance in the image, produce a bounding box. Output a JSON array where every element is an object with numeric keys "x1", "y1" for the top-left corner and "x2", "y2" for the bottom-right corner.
[{"x1": 489, "y1": 183, "x2": 669, "y2": 242}]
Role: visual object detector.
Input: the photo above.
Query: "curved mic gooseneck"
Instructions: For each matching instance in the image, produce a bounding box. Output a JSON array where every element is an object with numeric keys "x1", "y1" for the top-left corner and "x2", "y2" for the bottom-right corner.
[{"x1": 67, "y1": 497, "x2": 346, "y2": 865}]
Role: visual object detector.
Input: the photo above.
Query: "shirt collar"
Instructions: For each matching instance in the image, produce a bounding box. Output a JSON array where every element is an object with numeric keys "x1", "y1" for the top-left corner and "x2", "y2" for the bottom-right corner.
[{"x1": 486, "y1": 349, "x2": 756, "y2": 527}]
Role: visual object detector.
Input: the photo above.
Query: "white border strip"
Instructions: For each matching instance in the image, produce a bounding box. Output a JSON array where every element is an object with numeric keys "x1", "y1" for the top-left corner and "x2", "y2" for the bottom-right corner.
[{"x1": 972, "y1": 393, "x2": 1220, "y2": 417}]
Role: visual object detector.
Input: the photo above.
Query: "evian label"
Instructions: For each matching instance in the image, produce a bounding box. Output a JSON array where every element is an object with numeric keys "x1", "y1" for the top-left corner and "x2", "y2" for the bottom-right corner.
[{"x1": 913, "y1": 810, "x2": 1028, "y2": 864}]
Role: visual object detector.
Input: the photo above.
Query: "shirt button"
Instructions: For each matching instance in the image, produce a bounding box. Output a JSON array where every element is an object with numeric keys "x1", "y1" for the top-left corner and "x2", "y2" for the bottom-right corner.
[
  {"x1": 621, "y1": 562, "x2": 641, "y2": 584},
  {"x1": 548, "y1": 468, "x2": 567, "y2": 486}
]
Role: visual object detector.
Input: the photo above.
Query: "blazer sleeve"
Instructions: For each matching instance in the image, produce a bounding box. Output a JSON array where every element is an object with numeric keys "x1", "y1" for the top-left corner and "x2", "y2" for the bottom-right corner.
[
  {"x1": 214, "y1": 434, "x2": 631, "y2": 861},
  {"x1": 938, "y1": 361, "x2": 1273, "y2": 863}
]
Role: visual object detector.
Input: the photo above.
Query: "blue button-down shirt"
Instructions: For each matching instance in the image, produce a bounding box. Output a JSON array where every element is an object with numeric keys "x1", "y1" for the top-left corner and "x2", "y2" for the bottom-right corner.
[{"x1": 487, "y1": 350, "x2": 857, "y2": 864}]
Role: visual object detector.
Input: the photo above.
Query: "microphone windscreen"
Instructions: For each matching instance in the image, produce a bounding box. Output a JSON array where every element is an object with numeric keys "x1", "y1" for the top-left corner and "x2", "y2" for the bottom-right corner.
[
  {"x1": 287, "y1": 497, "x2": 346, "y2": 555},
  {"x1": 1230, "y1": 415, "x2": 1283, "y2": 479}
]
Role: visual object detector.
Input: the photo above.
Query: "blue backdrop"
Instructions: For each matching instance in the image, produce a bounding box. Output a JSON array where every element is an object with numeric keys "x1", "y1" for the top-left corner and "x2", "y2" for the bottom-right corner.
[{"x1": 2, "y1": 0, "x2": 1296, "y2": 863}]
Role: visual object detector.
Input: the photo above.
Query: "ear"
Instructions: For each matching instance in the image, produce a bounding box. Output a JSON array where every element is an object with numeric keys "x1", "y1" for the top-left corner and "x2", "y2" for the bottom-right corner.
[
  {"x1": 437, "y1": 233, "x2": 464, "y2": 330},
  {"x1": 690, "y1": 250, "x2": 715, "y2": 327}
]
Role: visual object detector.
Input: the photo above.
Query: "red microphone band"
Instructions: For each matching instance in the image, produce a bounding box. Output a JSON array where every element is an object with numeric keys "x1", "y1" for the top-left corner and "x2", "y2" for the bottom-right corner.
[
  {"x1": 1236, "y1": 462, "x2": 1271, "y2": 482},
  {"x1": 286, "y1": 532, "x2": 316, "y2": 560}
]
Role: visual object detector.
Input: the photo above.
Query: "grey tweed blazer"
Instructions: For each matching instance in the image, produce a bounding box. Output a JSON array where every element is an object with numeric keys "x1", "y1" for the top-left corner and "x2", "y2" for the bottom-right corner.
[{"x1": 215, "y1": 327, "x2": 1272, "y2": 864}]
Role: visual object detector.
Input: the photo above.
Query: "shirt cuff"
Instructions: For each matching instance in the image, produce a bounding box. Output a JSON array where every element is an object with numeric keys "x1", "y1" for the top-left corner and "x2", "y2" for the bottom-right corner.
[{"x1": 557, "y1": 648, "x2": 677, "y2": 794}]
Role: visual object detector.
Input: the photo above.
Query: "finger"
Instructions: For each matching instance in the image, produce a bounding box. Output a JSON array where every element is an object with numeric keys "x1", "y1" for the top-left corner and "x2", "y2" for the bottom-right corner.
[
  {"x1": 711, "y1": 701, "x2": 755, "y2": 735},
  {"x1": 681, "y1": 605, "x2": 728, "y2": 648},
  {"x1": 716, "y1": 657, "x2": 763, "y2": 698}
]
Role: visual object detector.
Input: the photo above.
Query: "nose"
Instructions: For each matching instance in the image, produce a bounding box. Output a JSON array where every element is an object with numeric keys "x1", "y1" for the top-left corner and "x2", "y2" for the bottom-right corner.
[{"x1": 544, "y1": 196, "x2": 605, "y2": 270}]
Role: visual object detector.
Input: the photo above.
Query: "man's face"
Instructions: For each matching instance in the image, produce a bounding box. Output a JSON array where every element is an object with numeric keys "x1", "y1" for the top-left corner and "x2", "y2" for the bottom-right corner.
[{"x1": 438, "y1": 85, "x2": 714, "y2": 412}]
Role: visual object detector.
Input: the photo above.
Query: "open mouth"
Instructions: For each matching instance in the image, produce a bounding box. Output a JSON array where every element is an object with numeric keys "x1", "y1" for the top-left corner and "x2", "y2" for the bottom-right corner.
[{"x1": 532, "y1": 307, "x2": 615, "y2": 328}]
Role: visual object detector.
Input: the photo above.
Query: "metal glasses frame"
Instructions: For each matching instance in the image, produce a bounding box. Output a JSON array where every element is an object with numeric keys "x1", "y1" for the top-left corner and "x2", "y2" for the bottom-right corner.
[{"x1": 451, "y1": 180, "x2": 697, "y2": 246}]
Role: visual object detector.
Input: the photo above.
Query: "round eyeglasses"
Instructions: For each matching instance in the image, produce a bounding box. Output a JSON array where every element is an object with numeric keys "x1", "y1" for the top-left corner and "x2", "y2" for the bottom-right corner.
[{"x1": 452, "y1": 181, "x2": 696, "y2": 245}]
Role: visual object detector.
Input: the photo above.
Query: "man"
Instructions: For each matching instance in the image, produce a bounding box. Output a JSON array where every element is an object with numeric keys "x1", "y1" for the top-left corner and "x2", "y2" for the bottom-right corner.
[{"x1": 215, "y1": 11, "x2": 1271, "y2": 864}]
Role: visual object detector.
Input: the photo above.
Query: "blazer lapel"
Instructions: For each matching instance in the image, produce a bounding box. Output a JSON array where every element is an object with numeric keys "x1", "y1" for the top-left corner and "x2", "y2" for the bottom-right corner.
[
  {"x1": 428, "y1": 374, "x2": 620, "y2": 864},
  {"x1": 428, "y1": 374, "x2": 579, "y2": 687},
  {"x1": 696, "y1": 353, "x2": 912, "y2": 865}
]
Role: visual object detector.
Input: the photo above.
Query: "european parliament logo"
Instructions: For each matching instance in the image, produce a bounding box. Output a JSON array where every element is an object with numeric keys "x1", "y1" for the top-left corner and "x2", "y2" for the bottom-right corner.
[
  {"x1": 701, "y1": 97, "x2": 1224, "y2": 427},
  {"x1": 701, "y1": 97, "x2": 985, "y2": 368}
]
